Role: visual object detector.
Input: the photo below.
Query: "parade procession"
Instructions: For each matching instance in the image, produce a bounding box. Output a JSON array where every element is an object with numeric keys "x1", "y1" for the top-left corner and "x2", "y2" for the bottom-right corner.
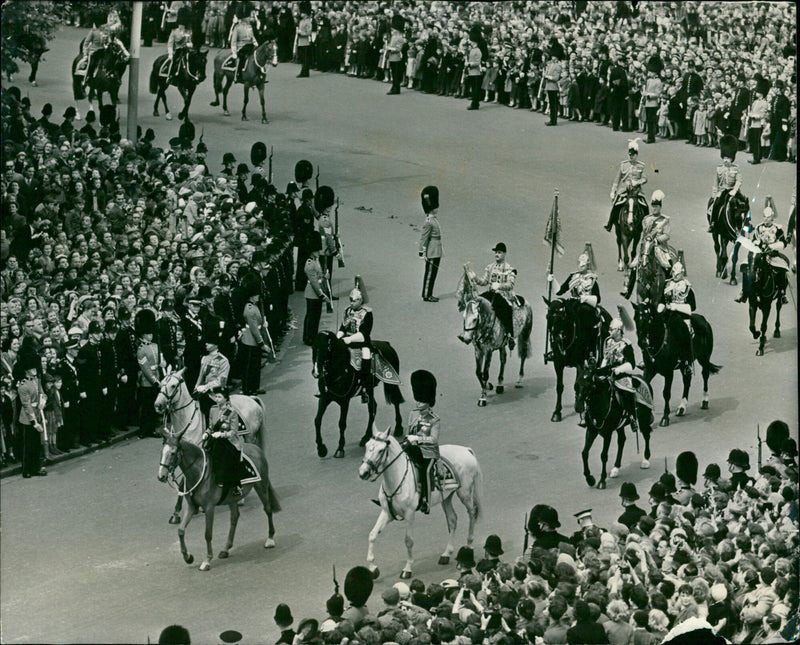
[{"x1": 2, "y1": 1, "x2": 799, "y2": 644}]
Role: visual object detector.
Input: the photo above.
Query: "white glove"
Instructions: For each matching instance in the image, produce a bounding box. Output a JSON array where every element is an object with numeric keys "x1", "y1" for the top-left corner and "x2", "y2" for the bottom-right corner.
[
  {"x1": 80, "y1": 392, "x2": 87, "y2": 399},
  {"x1": 546, "y1": 274, "x2": 554, "y2": 283},
  {"x1": 196, "y1": 384, "x2": 206, "y2": 393},
  {"x1": 491, "y1": 282, "x2": 501, "y2": 291},
  {"x1": 343, "y1": 336, "x2": 351, "y2": 345},
  {"x1": 120, "y1": 374, "x2": 128, "y2": 383},
  {"x1": 407, "y1": 435, "x2": 418, "y2": 444},
  {"x1": 656, "y1": 303, "x2": 665, "y2": 313},
  {"x1": 102, "y1": 387, "x2": 108, "y2": 395},
  {"x1": 467, "y1": 271, "x2": 476, "y2": 281}
]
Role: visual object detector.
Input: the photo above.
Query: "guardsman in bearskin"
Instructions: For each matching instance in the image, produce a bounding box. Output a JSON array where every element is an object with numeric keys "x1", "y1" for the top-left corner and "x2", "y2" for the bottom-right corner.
[
  {"x1": 180, "y1": 293, "x2": 204, "y2": 392},
  {"x1": 708, "y1": 134, "x2": 746, "y2": 233},
  {"x1": 675, "y1": 451, "x2": 699, "y2": 506},
  {"x1": 598, "y1": 318, "x2": 640, "y2": 434},
  {"x1": 403, "y1": 370, "x2": 440, "y2": 514},
  {"x1": 386, "y1": 14, "x2": 406, "y2": 95},
  {"x1": 315, "y1": 185, "x2": 339, "y2": 305},
  {"x1": 295, "y1": 1, "x2": 313, "y2": 78},
  {"x1": 77, "y1": 320, "x2": 106, "y2": 445},
  {"x1": 294, "y1": 159, "x2": 314, "y2": 207},
  {"x1": 659, "y1": 261, "x2": 695, "y2": 339},
  {"x1": 604, "y1": 138, "x2": 648, "y2": 232},
  {"x1": 303, "y1": 232, "x2": 330, "y2": 346},
  {"x1": 194, "y1": 317, "x2": 230, "y2": 428},
  {"x1": 231, "y1": 3, "x2": 259, "y2": 83},
  {"x1": 337, "y1": 284, "x2": 373, "y2": 403},
  {"x1": 17, "y1": 354, "x2": 47, "y2": 477},
  {"x1": 342, "y1": 566, "x2": 374, "y2": 624},
  {"x1": 466, "y1": 242, "x2": 517, "y2": 349},
  {"x1": 727, "y1": 449, "x2": 754, "y2": 490},
  {"x1": 136, "y1": 309, "x2": 162, "y2": 438},
  {"x1": 764, "y1": 420, "x2": 789, "y2": 476},
  {"x1": 206, "y1": 385, "x2": 244, "y2": 498},
  {"x1": 250, "y1": 141, "x2": 267, "y2": 178},
  {"x1": 158, "y1": 297, "x2": 181, "y2": 370},
  {"x1": 166, "y1": 7, "x2": 194, "y2": 84},
  {"x1": 240, "y1": 281, "x2": 268, "y2": 396},
  {"x1": 419, "y1": 186, "x2": 442, "y2": 302}
]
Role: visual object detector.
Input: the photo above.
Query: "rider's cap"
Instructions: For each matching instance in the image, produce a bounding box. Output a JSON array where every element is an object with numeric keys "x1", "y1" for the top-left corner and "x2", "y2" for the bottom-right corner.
[
  {"x1": 492, "y1": 242, "x2": 507, "y2": 253},
  {"x1": 651, "y1": 190, "x2": 665, "y2": 204}
]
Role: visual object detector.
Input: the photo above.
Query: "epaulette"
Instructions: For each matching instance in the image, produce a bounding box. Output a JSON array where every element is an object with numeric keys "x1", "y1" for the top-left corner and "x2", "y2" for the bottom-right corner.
[{"x1": 362, "y1": 305, "x2": 372, "y2": 312}]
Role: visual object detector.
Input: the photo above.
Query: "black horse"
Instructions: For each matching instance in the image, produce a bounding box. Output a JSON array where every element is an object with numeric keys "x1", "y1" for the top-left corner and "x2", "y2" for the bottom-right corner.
[
  {"x1": 632, "y1": 303, "x2": 721, "y2": 427},
  {"x1": 544, "y1": 297, "x2": 609, "y2": 422},
  {"x1": 312, "y1": 331, "x2": 404, "y2": 459},
  {"x1": 709, "y1": 189, "x2": 749, "y2": 281},
  {"x1": 747, "y1": 252, "x2": 785, "y2": 356},
  {"x1": 611, "y1": 191, "x2": 648, "y2": 272},
  {"x1": 576, "y1": 363, "x2": 653, "y2": 490},
  {"x1": 72, "y1": 40, "x2": 128, "y2": 108},
  {"x1": 149, "y1": 48, "x2": 209, "y2": 122}
]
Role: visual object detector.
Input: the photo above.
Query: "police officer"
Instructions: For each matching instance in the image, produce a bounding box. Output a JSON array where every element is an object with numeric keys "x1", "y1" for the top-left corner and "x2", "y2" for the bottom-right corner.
[
  {"x1": 404, "y1": 370, "x2": 440, "y2": 514},
  {"x1": 17, "y1": 354, "x2": 46, "y2": 477},
  {"x1": 605, "y1": 139, "x2": 648, "y2": 232},
  {"x1": 708, "y1": 134, "x2": 746, "y2": 233},
  {"x1": 337, "y1": 286, "x2": 373, "y2": 404},
  {"x1": 419, "y1": 186, "x2": 443, "y2": 302},
  {"x1": 550, "y1": 252, "x2": 605, "y2": 330},
  {"x1": 114, "y1": 307, "x2": 138, "y2": 428},
  {"x1": 76, "y1": 320, "x2": 106, "y2": 445},
  {"x1": 598, "y1": 318, "x2": 640, "y2": 434},
  {"x1": 58, "y1": 338, "x2": 81, "y2": 451},
  {"x1": 135, "y1": 309, "x2": 162, "y2": 438},
  {"x1": 100, "y1": 319, "x2": 120, "y2": 436},
  {"x1": 466, "y1": 243, "x2": 517, "y2": 349},
  {"x1": 194, "y1": 318, "x2": 231, "y2": 428}
]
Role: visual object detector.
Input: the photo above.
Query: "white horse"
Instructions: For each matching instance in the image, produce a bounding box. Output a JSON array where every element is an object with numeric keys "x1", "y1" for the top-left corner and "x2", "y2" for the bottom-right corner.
[{"x1": 358, "y1": 426, "x2": 483, "y2": 579}]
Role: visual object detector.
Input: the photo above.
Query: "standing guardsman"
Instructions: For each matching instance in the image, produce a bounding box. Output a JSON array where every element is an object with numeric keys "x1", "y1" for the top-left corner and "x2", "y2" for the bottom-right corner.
[
  {"x1": 404, "y1": 370, "x2": 440, "y2": 514},
  {"x1": 296, "y1": 1, "x2": 312, "y2": 78},
  {"x1": 386, "y1": 14, "x2": 406, "y2": 95},
  {"x1": 419, "y1": 185, "x2": 442, "y2": 302},
  {"x1": 337, "y1": 283, "x2": 373, "y2": 404},
  {"x1": 17, "y1": 353, "x2": 47, "y2": 478}
]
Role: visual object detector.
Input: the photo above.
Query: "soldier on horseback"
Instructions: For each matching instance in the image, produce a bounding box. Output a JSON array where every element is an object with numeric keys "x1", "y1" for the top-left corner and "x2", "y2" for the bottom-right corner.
[
  {"x1": 206, "y1": 385, "x2": 244, "y2": 499},
  {"x1": 166, "y1": 7, "x2": 193, "y2": 85},
  {"x1": 466, "y1": 243, "x2": 517, "y2": 349},
  {"x1": 549, "y1": 251, "x2": 608, "y2": 333},
  {"x1": 622, "y1": 190, "x2": 675, "y2": 300},
  {"x1": 604, "y1": 138, "x2": 648, "y2": 232},
  {"x1": 337, "y1": 287, "x2": 373, "y2": 404},
  {"x1": 230, "y1": 5, "x2": 259, "y2": 84},
  {"x1": 737, "y1": 204, "x2": 790, "y2": 304},
  {"x1": 597, "y1": 319, "x2": 640, "y2": 434},
  {"x1": 403, "y1": 370, "x2": 440, "y2": 515},
  {"x1": 708, "y1": 134, "x2": 746, "y2": 233},
  {"x1": 659, "y1": 261, "x2": 696, "y2": 337}
]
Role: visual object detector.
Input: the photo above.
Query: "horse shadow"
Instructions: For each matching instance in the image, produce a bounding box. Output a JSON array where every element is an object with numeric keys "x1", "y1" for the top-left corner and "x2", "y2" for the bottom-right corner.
[
  {"x1": 695, "y1": 396, "x2": 740, "y2": 423},
  {"x1": 478, "y1": 375, "x2": 552, "y2": 406}
]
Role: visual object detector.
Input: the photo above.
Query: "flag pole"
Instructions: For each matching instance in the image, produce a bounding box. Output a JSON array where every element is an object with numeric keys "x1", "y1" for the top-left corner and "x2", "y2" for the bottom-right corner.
[{"x1": 544, "y1": 188, "x2": 559, "y2": 364}]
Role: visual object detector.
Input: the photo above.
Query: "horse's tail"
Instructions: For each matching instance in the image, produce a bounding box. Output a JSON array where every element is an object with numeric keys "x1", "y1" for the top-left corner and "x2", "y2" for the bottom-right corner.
[
  {"x1": 149, "y1": 58, "x2": 161, "y2": 94},
  {"x1": 252, "y1": 396, "x2": 268, "y2": 447},
  {"x1": 383, "y1": 383, "x2": 405, "y2": 406},
  {"x1": 517, "y1": 305, "x2": 533, "y2": 360},
  {"x1": 691, "y1": 314, "x2": 722, "y2": 374}
]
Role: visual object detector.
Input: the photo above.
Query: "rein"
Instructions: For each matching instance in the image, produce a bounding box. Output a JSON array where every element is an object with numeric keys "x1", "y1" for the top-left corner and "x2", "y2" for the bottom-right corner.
[
  {"x1": 641, "y1": 314, "x2": 669, "y2": 361},
  {"x1": 252, "y1": 44, "x2": 270, "y2": 76},
  {"x1": 162, "y1": 440, "x2": 207, "y2": 497},
  {"x1": 550, "y1": 311, "x2": 577, "y2": 356},
  {"x1": 159, "y1": 376, "x2": 199, "y2": 437},
  {"x1": 321, "y1": 339, "x2": 358, "y2": 399},
  {"x1": 586, "y1": 376, "x2": 619, "y2": 430},
  {"x1": 363, "y1": 439, "x2": 411, "y2": 521}
]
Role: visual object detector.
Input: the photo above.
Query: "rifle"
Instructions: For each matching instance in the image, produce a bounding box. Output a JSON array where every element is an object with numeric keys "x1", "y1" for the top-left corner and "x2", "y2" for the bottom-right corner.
[
  {"x1": 333, "y1": 564, "x2": 340, "y2": 595},
  {"x1": 315, "y1": 165, "x2": 320, "y2": 192},
  {"x1": 523, "y1": 512, "x2": 529, "y2": 555},
  {"x1": 268, "y1": 146, "x2": 274, "y2": 184},
  {"x1": 757, "y1": 423, "x2": 762, "y2": 472},
  {"x1": 334, "y1": 197, "x2": 345, "y2": 268}
]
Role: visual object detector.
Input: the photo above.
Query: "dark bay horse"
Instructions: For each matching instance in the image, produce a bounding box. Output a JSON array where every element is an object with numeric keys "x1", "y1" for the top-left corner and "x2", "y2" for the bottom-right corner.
[
  {"x1": 611, "y1": 191, "x2": 648, "y2": 271},
  {"x1": 72, "y1": 40, "x2": 128, "y2": 107},
  {"x1": 456, "y1": 272, "x2": 533, "y2": 407},
  {"x1": 576, "y1": 364, "x2": 653, "y2": 490},
  {"x1": 149, "y1": 48, "x2": 209, "y2": 121},
  {"x1": 747, "y1": 252, "x2": 786, "y2": 356},
  {"x1": 544, "y1": 297, "x2": 609, "y2": 422},
  {"x1": 211, "y1": 41, "x2": 278, "y2": 123},
  {"x1": 312, "y1": 331, "x2": 404, "y2": 458},
  {"x1": 709, "y1": 189, "x2": 749, "y2": 281},
  {"x1": 632, "y1": 303, "x2": 721, "y2": 426},
  {"x1": 157, "y1": 426, "x2": 280, "y2": 571}
]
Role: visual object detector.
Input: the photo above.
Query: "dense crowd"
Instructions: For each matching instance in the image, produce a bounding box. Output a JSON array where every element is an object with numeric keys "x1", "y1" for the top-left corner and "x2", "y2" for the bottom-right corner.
[{"x1": 0, "y1": 89, "x2": 303, "y2": 476}]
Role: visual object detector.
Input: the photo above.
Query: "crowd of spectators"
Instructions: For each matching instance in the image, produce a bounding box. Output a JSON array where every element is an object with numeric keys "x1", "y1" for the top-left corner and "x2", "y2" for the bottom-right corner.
[{"x1": 0, "y1": 88, "x2": 300, "y2": 474}]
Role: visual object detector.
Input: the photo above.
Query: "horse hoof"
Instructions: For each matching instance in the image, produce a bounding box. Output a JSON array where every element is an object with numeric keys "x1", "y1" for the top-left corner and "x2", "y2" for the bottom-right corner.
[
  {"x1": 219, "y1": 550, "x2": 229, "y2": 559},
  {"x1": 641, "y1": 459, "x2": 651, "y2": 469},
  {"x1": 317, "y1": 443, "x2": 328, "y2": 458},
  {"x1": 585, "y1": 475, "x2": 596, "y2": 487},
  {"x1": 496, "y1": 385, "x2": 504, "y2": 394},
  {"x1": 242, "y1": 114, "x2": 248, "y2": 121},
  {"x1": 264, "y1": 538, "x2": 276, "y2": 549},
  {"x1": 774, "y1": 330, "x2": 781, "y2": 339},
  {"x1": 515, "y1": 381, "x2": 523, "y2": 388},
  {"x1": 165, "y1": 113, "x2": 172, "y2": 120},
  {"x1": 701, "y1": 400, "x2": 709, "y2": 410},
  {"x1": 609, "y1": 467, "x2": 620, "y2": 478},
  {"x1": 371, "y1": 567, "x2": 380, "y2": 580},
  {"x1": 730, "y1": 277, "x2": 738, "y2": 286},
  {"x1": 676, "y1": 407, "x2": 686, "y2": 417},
  {"x1": 659, "y1": 417, "x2": 669, "y2": 427},
  {"x1": 756, "y1": 348, "x2": 764, "y2": 356},
  {"x1": 199, "y1": 562, "x2": 210, "y2": 571},
  {"x1": 551, "y1": 412, "x2": 562, "y2": 422},
  {"x1": 153, "y1": 110, "x2": 159, "y2": 117},
  {"x1": 438, "y1": 556, "x2": 450, "y2": 565},
  {"x1": 597, "y1": 481, "x2": 607, "y2": 490},
  {"x1": 477, "y1": 399, "x2": 487, "y2": 407},
  {"x1": 334, "y1": 448, "x2": 345, "y2": 459},
  {"x1": 721, "y1": 268, "x2": 728, "y2": 280},
  {"x1": 617, "y1": 261, "x2": 624, "y2": 272},
  {"x1": 487, "y1": 383, "x2": 494, "y2": 391},
  {"x1": 168, "y1": 514, "x2": 181, "y2": 525},
  {"x1": 223, "y1": 110, "x2": 230, "y2": 116},
  {"x1": 210, "y1": 100, "x2": 219, "y2": 106},
  {"x1": 399, "y1": 571, "x2": 412, "y2": 580},
  {"x1": 715, "y1": 270, "x2": 721, "y2": 278},
  {"x1": 261, "y1": 118, "x2": 269, "y2": 124},
  {"x1": 750, "y1": 329, "x2": 760, "y2": 340}
]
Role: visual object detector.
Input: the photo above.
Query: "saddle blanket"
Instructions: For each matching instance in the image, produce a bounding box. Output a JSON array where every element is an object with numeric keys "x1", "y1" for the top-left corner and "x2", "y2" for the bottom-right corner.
[
  {"x1": 75, "y1": 58, "x2": 89, "y2": 75},
  {"x1": 433, "y1": 457, "x2": 460, "y2": 492},
  {"x1": 767, "y1": 255, "x2": 791, "y2": 271},
  {"x1": 614, "y1": 374, "x2": 654, "y2": 410},
  {"x1": 239, "y1": 451, "x2": 260, "y2": 485},
  {"x1": 348, "y1": 350, "x2": 401, "y2": 384}
]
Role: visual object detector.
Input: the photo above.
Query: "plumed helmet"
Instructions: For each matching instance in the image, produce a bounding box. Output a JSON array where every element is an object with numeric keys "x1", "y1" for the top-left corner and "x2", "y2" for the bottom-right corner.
[
  {"x1": 609, "y1": 317, "x2": 624, "y2": 332},
  {"x1": 134, "y1": 308, "x2": 157, "y2": 337},
  {"x1": 719, "y1": 134, "x2": 738, "y2": 161},
  {"x1": 391, "y1": 14, "x2": 405, "y2": 31},
  {"x1": 577, "y1": 253, "x2": 591, "y2": 270},
  {"x1": 202, "y1": 316, "x2": 223, "y2": 346},
  {"x1": 421, "y1": 185, "x2": 439, "y2": 214},
  {"x1": 294, "y1": 159, "x2": 313, "y2": 183},
  {"x1": 703, "y1": 463, "x2": 721, "y2": 480},
  {"x1": 177, "y1": 6, "x2": 193, "y2": 28},
  {"x1": 179, "y1": 120, "x2": 196, "y2": 142},
  {"x1": 676, "y1": 451, "x2": 699, "y2": 486},
  {"x1": 671, "y1": 262, "x2": 685, "y2": 279},
  {"x1": 727, "y1": 448, "x2": 750, "y2": 470},
  {"x1": 343, "y1": 566, "x2": 374, "y2": 607},
  {"x1": 766, "y1": 420, "x2": 790, "y2": 454},
  {"x1": 628, "y1": 137, "x2": 641, "y2": 153},
  {"x1": 410, "y1": 369, "x2": 437, "y2": 406},
  {"x1": 348, "y1": 288, "x2": 363, "y2": 306},
  {"x1": 651, "y1": 189, "x2": 665, "y2": 204},
  {"x1": 469, "y1": 24, "x2": 482, "y2": 43},
  {"x1": 314, "y1": 185, "x2": 335, "y2": 213},
  {"x1": 298, "y1": 1, "x2": 312, "y2": 16},
  {"x1": 762, "y1": 206, "x2": 775, "y2": 220},
  {"x1": 251, "y1": 142, "x2": 267, "y2": 166}
]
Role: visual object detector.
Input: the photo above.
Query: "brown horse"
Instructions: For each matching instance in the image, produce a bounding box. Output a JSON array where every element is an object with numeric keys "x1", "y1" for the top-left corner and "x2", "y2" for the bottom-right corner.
[{"x1": 211, "y1": 40, "x2": 277, "y2": 123}]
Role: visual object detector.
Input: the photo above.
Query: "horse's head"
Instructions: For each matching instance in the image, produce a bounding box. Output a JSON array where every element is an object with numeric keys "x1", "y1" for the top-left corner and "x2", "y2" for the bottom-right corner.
[
  {"x1": 544, "y1": 297, "x2": 572, "y2": 328},
  {"x1": 188, "y1": 48, "x2": 209, "y2": 82},
  {"x1": 154, "y1": 368, "x2": 186, "y2": 415},
  {"x1": 313, "y1": 331, "x2": 348, "y2": 382},
  {"x1": 157, "y1": 431, "x2": 181, "y2": 483},
  {"x1": 460, "y1": 296, "x2": 486, "y2": 344},
  {"x1": 358, "y1": 424, "x2": 392, "y2": 480},
  {"x1": 631, "y1": 301, "x2": 659, "y2": 338}
]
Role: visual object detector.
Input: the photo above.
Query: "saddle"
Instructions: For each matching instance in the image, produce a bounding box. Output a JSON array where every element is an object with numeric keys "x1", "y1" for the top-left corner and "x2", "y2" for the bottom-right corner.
[
  {"x1": 348, "y1": 348, "x2": 401, "y2": 385},
  {"x1": 238, "y1": 451, "x2": 260, "y2": 485},
  {"x1": 159, "y1": 55, "x2": 186, "y2": 78},
  {"x1": 412, "y1": 457, "x2": 460, "y2": 508}
]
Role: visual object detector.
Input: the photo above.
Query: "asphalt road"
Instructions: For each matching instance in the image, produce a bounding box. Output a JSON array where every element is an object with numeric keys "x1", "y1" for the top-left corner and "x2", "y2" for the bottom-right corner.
[{"x1": 1, "y1": 27, "x2": 797, "y2": 645}]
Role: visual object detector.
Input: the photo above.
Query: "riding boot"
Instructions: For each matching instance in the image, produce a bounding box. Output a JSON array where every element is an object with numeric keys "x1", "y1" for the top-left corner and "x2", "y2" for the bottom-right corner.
[
  {"x1": 419, "y1": 462, "x2": 430, "y2": 514},
  {"x1": 735, "y1": 265, "x2": 749, "y2": 303},
  {"x1": 507, "y1": 333, "x2": 516, "y2": 351},
  {"x1": 604, "y1": 210, "x2": 615, "y2": 232},
  {"x1": 360, "y1": 358, "x2": 371, "y2": 403},
  {"x1": 621, "y1": 269, "x2": 636, "y2": 299}
]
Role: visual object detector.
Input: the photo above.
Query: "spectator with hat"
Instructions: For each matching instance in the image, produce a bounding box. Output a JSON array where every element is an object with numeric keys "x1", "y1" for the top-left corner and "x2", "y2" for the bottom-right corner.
[
  {"x1": 727, "y1": 448, "x2": 754, "y2": 490},
  {"x1": 618, "y1": 482, "x2": 647, "y2": 530},
  {"x1": 76, "y1": 319, "x2": 106, "y2": 445},
  {"x1": 274, "y1": 603, "x2": 295, "y2": 644},
  {"x1": 476, "y1": 534, "x2": 504, "y2": 573}
]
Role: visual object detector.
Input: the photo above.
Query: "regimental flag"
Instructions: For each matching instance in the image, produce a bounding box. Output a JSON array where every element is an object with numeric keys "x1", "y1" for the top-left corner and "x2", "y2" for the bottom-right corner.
[{"x1": 544, "y1": 197, "x2": 565, "y2": 256}]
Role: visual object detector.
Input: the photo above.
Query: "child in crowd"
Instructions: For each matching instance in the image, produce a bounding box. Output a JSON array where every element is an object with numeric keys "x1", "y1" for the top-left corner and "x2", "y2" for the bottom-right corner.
[
  {"x1": 693, "y1": 98, "x2": 707, "y2": 146},
  {"x1": 658, "y1": 95, "x2": 670, "y2": 138}
]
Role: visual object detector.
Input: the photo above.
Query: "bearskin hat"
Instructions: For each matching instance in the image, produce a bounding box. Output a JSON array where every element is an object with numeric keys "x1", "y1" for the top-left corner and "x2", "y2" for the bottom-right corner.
[
  {"x1": 676, "y1": 451, "x2": 699, "y2": 486},
  {"x1": 646, "y1": 54, "x2": 664, "y2": 75},
  {"x1": 468, "y1": 24, "x2": 482, "y2": 43},
  {"x1": 766, "y1": 420, "x2": 790, "y2": 454},
  {"x1": 202, "y1": 316, "x2": 223, "y2": 346},
  {"x1": 235, "y1": 3, "x2": 252, "y2": 21},
  {"x1": 179, "y1": 120, "x2": 195, "y2": 143},
  {"x1": 728, "y1": 448, "x2": 750, "y2": 470},
  {"x1": 411, "y1": 369, "x2": 437, "y2": 406},
  {"x1": 421, "y1": 185, "x2": 439, "y2": 214},
  {"x1": 547, "y1": 37, "x2": 565, "y2": 61},
  {"x1": 294, "y1": 159, "x2": 313, "y2": 184},
  {"x1": 134, "y1": 308, "x2": 157, "y2": 337},
  {"x1": 99, "y1": 104, "x2": 117, "y2": 128},
  {"x1": 719, "y1": 134, "x2": 738, "y2": 161},
  {"x1": 241, "y1": 278, "x2": 261, "y2": 302},
  {"x1": 344, "y1": 566, "x2": 373, "y2": 607},
  {"x1": 17, "y1": 350, "x2": 40, "y2": 374},
  {"x1": 299, "y1": 1, "x2": 312, "y2": 16},
  {"x1": 391, "y1": 14, "x2": 406, "y2": 32},
  {"x1": 177, "y1": 6, "x2": 193, "y2": 28},
  {"x1": 251, "y1": 141, "x2": 267, "y2": 166},
  {"x1": 314, "y1": 185, "x2": 335, "y2": 213}
]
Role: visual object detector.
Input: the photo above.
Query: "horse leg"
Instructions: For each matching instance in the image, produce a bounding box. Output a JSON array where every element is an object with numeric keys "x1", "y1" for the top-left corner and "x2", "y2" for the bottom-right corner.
[
  {"x1": 757, "y1": 301, "x2": 770, "y2": 356},
  {"x1": 574, "y1": 364, "x2": 585, "y2": 415},
  {"x1": 701, "y1": 362, "x2": 710, "y2": 410},
  {"x1": 199, "y1": 506, "x2": 215, "y2": 571},
  {"x1": 393, "y1": 398, "x2": 403, "y2": 438},
  {"x1": 178, "y1": 86, "x2": 194, "y2": 121},
  {"x1": 659, "y1": 372, "x2": 673, "y2": 427},
  {"x1": 748, "y1": 299, "x2": 760, "y2": 340},
  {"x1": 219, "y1": 499, "x2": 240, "y2": 559},
  {"x1": 773, "y1": 297, "x2": 782, "y2": 338},
  {"x1": 341, "y1": 398, "x2": 355, "y2": 456},
  {"x1": 242, "y1": 84, "x2": 249, "y2": 120},
  {"x1": 256, "y1": 481, "x2": 277, "y2": 548},
  {"x1": 401, "y1": 516, "x2": 416, "y2": 579},
  {"x1": 29, "y1": 56, "x2": 40, "y2": 85},
  {"x1": 516, "y1": 351, "x2": 526, "y2": 387},
  {"x1": 720, "y1": 242, "x2": 730, "y2": 280},
  {"x1": 609, "y1": 427, "x2": 626, "y2": 478},
  {"x1": 178, "y1": 499, "x2": 197, "y2": 564},
  {"x1": 552, "y1": 363, "x2": 564, "y2": 422},
  {"x1": 169, "y1": 492, "x2": 183, "y2": 524},
  {"x1": 438, "y1": 495, "x2": 457, "y2": 565},
  {"x1": 597, "y1": 432, "x2": 613, "y2": 489},
  {"x1": 582, "y1": 427, "x2": 598, "y2": 487},
  {"x1": 496, "y1": 347, "x2": 506, "y2": 394},
  {"x1": 259, "y1": 84, "x2": 268, "y2": 124},
  {"x1": 366, "y1": 509, "x2": 391, "y2": 579},
  {"x1": 676, "y1": 366, "x2": 692, "y2": 417},
  {"x1": 475, "y1": 350, "x2": 488, "y2": 407},
  {"x1": 222, "y1": 76, "x2": 231, "y2": 116},
  {"x1": 153, "y1": 86, "x2": 161, "y2": 116},
  {"x1": 314, "y1": 396, "x2": 332, "y2": 458}
]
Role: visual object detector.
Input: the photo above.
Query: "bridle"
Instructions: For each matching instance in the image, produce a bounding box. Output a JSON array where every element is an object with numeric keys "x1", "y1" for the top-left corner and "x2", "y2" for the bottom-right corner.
[
  {"x1": 159, "y1": 432, "x2": 206, "y2": 497},
  {"x1": 319, "y1": 335, "x2": 357, "y2": 399},
  {"x1": 463, "y1": 298, "x2": 495, "y2": 345},
  {"x1": 637, "y1": 309, "x2": 668, "y2": 360},
  {"x1": 549, "y1": 304, "x2": 577, "y2": 355},
  {"x1": 361, "y1": 437, "x2": 411, "y2": 520},
  {"x1": 158, "y1": 373, "x2": 199, "y2": 437}
]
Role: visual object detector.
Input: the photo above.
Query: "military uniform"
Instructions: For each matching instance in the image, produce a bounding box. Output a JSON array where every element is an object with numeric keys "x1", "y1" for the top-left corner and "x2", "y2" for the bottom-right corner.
[
  {"x1": 196, "y1": 342, "x2": 230, "y2": 427},
  {"x1": 158, "y1": 310, "x2": 181, "y2": 369},
  {"x1": 58, "y1": 354, "x2": 80, "y2": 450},
  {"x1": 180, "y1": 309, "x2": 204, "y2": 392},
  {"x1": 167, "y1": 25, "x2": 193, "y2": 81},
  {"x1": 136, "y1": 338, "x2": 161, "y2": 437},
  {"x1": 240, "y1": 299, "x2": 267, "y2": 395},
  {"x1": 599, "y1": 330, "x2": 640, "y2": 433},
  {"x1": 637, "y1": 213, "x2": 674, "y2": 270},
  {"x1": 606, "y1": 157, "x2": 648, "y2": 230},
  {"x1": 17, "y1": 373, "x2": 45, "y2": 477},
  {"x1": 296, "y1": 11, "x2": 312, "y2": 77},
  {"x1": 557, "y1": 270, "x2": 600, "y2": 305},
  {"x1": 419, "y1": 211, "x2": 442, "y2": 301},
  {"x1": 77, "y1": 339, "x2": 104, "y2": 444},
  {"x1": 99, "y1": 333, "x2": 119, "y2": 437},
  {"x1": 207, "y1": 400, "x2": 243, "y2": 491},
  {"x1": 339, "y1": 305, "x2": 373, "y2": 357},
  {"x1": 114, "y1": 322, "x2": 138, "y2": 427},
  {"x1": 230, "y1": 19, "x2": 258, "y2": 82},
  {"x1": 709, "y1": 161, "x2": 746, "y2": 231},
  {"x1": 472, "y1": 260, "x2": 517, "y2": 338}
]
